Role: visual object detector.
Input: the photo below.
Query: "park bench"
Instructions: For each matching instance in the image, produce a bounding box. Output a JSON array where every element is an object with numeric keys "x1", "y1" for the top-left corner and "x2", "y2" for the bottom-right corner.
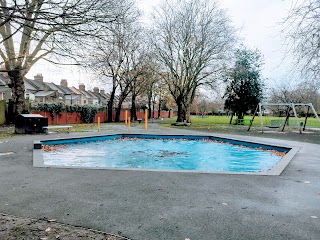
[
  {"x1": 171, "y1": 122, "x2": 192, "y2": 126},
  {"x1": 43, "y1": 125, "x2": 73, "y2": 134},
  {"x1": 235, "y1": 119, "x2": 252, "y2": 125},
  {"x1": 137, "y1": 118, "x2": 143, "y2": 123}
]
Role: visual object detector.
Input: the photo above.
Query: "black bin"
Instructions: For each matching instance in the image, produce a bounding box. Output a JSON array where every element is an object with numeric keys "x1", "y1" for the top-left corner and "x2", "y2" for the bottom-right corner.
[{"x1": 15, "y1": 114, "x2": 48, "y2": 134}]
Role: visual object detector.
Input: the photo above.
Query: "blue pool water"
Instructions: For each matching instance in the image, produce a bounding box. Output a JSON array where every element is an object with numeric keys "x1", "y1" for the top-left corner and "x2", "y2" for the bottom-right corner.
[{"x1": 42, "y1": 135, "x2": 286, "y2": 172}]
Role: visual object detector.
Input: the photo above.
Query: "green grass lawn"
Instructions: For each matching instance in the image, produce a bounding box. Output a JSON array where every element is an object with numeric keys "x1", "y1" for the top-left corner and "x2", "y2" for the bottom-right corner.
[
  {"x1": 163, "y1": 115, "x2": 320, "y2": 128},
  {"x1": 1, "y1": 116, "x2": 319, "y2": 139}
]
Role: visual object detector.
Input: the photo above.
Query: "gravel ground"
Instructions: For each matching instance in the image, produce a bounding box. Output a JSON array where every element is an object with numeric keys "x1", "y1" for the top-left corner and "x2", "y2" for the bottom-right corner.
[{"x1": 0, "y1": 213, "x2": 127, "y2": 240}]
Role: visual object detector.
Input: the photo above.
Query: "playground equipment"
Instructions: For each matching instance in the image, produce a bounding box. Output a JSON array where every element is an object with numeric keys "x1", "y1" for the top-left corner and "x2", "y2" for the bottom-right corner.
[{"x1": 248, "y1": 103, "x2": 320, "y2": 133}]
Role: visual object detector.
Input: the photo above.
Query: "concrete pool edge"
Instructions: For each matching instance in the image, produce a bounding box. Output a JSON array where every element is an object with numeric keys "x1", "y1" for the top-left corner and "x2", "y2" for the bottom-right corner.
[{"x1": 33, "y1": 133, "x2": 300, "y2": 176}]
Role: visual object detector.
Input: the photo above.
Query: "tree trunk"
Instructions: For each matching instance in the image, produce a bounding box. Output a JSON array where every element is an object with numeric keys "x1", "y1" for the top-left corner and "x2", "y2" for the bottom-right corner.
[
  {"x1": 115, "y1": 94, "x2": 125, "y2": 122},
  {"x1": 148, "y1": 98, "x2": 152, "y2": 119},
  {"x1": 229, "y1": 113, "x2": 234, "y2": 124},
  {"x1": 115, "y1": 101, "x2": 122, "y2": 122},
  {"x1": 168, "y1": 109, "x2": 171, "y2": 118},
  {"x1": 107, "y1": 89, "x2": 116, "y2": 122},
  {"x1": 158, "y1": 100, "x2": 161, "y2": 119},
  {"x1": 131, "y1": 94, "x2": 137, "y2": 121},
  {"x1": 176, "y1": 98, "x2": 186, "y2": 122},
  {"x1": 152, "y1": 101, "x2": 155, "y2": 119},
  {"x1": 8, "y1": 69, "x2": 26, "y2": 119}
]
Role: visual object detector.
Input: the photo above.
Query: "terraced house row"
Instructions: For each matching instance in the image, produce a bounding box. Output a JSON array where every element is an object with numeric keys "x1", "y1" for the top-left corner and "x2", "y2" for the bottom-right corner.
[{"x1": 0, "y1": 73, "x2": 116, "y2": 107}]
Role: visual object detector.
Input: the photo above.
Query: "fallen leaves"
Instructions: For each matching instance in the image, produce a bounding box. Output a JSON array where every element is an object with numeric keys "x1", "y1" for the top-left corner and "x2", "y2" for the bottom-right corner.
[{"x1": 42, "y1": 145, "x2": 66, "y2": 152}]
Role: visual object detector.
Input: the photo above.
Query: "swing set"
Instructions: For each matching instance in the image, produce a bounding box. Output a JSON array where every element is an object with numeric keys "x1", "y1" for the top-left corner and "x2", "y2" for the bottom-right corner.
[{"x1": 247, "y1": 103, "x2": 320, "y2": 133}]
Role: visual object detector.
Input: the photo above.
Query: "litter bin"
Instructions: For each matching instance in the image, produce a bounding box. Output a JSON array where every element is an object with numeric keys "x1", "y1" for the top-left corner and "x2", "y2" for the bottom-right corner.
[{"x1": 15, "y1": 114, "x2": 48, "y2": 134}]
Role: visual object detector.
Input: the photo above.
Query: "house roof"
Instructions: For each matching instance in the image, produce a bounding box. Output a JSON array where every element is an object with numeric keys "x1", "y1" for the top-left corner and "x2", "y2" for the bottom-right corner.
[
  {"x1": 44, "y1": 82, "x2": 65, "y2": 94},
  {"x1": 0, "y1": 79, "x2": 6, "y2": 86},
  {"x1": 24, "y1": 79, "x2": 38, "y2": 91},
  {"x1": 87, "y1": 91, "x2": 99, "y2": 99},
  {"x1": 0, "y1": 73, "x2": 9, "y2": 85},
  {"x1": 0, "y1": 86, "x2": 10, "y2": 93},
  {"x1": 88, "y1": 91, "x2": 102, "y2": 99},
  {"x1": 79, "y1": 90, "x2": 92, "y2": 98},
  {"x1": 69, "y1": 87, "x2": 82, "y2": 95},
  {"x1": 56, "y1": 85, "x2": 72, "y2": 94},
  {"x1": 34, "y1": 91, "x2": 56, "y2": 97},
  {"x1": 32, "y1": 80, "x2": 47, "y2": 90},
  {"x1": 100, "y1": 92, "x2": 111, "y2": 100}
]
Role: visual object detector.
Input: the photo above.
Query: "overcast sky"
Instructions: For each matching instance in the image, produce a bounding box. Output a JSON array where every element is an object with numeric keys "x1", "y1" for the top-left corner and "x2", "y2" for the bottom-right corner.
[{"x1": 26, "y1": 0, "x2": 297, "y2": 89}]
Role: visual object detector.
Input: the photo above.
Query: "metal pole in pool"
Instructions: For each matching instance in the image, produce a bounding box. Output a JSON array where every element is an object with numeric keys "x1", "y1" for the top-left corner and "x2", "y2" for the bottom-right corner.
[
  {"x1": 128, "y1": 118, "x2": 130, "y2": 131},
  {"x1": 145, "y1": 109, "x2": 148, "y2": 130},
  {"x1": 125, "y1": 110, "x2": 128, "y2": 125},
  {"x1": 98, "y1": 117, "x2": 100, "y2": 132}
]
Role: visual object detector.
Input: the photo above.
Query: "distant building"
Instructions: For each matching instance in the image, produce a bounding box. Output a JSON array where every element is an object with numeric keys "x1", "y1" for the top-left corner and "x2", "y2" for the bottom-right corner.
[
  {"x1": 1, "y1": 71, "x2": 113, "y2": 107},
  {"x1": 0, "y1": 74, "x2": 11, "y2": 101}
]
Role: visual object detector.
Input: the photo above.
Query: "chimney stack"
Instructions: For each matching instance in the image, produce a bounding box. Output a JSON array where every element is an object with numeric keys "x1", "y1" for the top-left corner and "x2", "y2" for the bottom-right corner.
[
  {"x1": 100, "y1": 89, "x2": 105, "y2": 95},
  {"x1": 34, "y1": 73, "x2": 43, "y2": 82},
  {"x1": 60, "y1": 79, "x2": 68, "y2": 87},
  {"x1": 93, "y1": 87, "x2": 99, "y2": 94},
  {"x1": 79, "y1": 83, "x2": 85, "y2": 91}
]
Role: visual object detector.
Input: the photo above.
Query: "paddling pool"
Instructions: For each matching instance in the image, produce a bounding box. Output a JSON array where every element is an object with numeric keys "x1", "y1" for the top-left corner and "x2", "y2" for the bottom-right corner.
[{"x1": 35, "y1": 134, "x2": 292, "y2": 173}]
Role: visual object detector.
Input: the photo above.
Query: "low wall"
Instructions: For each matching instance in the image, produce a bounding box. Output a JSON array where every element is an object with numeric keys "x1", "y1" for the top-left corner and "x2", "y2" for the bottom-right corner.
[
  {"x1": 31, "y1": 111, "x2": 107, "y2": 125},
  {"x1": 31, "y1": 110, "x2": 174, "y2": 125}
]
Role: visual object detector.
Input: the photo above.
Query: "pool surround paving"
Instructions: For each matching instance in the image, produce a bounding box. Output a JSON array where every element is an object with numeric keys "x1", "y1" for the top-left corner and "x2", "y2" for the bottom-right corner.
[{"x1": 33, "y1": 133, "x2": 298, "y2": 176}]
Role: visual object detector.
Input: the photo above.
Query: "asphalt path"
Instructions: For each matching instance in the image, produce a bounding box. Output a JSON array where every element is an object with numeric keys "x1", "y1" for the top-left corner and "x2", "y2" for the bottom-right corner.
[{"x1": 0, "y1": 124, "x2": 319, "y2": 240}]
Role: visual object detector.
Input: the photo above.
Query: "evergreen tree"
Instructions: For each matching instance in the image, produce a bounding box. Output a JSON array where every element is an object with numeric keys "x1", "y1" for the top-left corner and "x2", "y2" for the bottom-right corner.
[{"x1": 224, "y1": 48, "x2": 264, "y2": 121}]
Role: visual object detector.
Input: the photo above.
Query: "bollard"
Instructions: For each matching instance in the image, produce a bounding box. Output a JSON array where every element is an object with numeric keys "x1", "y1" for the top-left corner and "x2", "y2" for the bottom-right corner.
[
  {"x1": 98, "y1": 117, "x2": 100, "y2": 132},
  {"x1": 128, "y1": 118, "x2": 130, "y2": 131},
  {"x1": 125, "y1": 110, "x2": 128, "y2": 125},
  {"x1": 145, "y1": 109, "x2": 148, "y2": 130}
]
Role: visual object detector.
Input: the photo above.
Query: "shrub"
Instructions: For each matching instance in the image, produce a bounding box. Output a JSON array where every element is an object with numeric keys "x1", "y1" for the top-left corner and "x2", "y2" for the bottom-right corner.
[
  {"x1": 32, "y1": 102, "x2": 65, "y2": 120},
  {"x1": 80, "y1": 105, "x2": 98, "y2": 123},
  {"x1": 32, "y1": 103, "x2": 99, "y2": 123}
]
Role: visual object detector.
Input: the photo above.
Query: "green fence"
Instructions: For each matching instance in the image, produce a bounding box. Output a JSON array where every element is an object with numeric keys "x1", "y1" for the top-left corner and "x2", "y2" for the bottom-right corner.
[{"x1": 0, "y1": 100, "x2": 6, "y2": 125}]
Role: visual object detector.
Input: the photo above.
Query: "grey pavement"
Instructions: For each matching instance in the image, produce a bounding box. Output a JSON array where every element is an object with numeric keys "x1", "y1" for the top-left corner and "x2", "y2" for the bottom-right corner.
[{"x1": 0, "y1": 123, "x2": 319, "y2": 240}]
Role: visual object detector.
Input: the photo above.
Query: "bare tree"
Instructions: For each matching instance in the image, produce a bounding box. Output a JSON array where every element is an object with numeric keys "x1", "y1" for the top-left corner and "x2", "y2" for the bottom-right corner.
[
  {"x1": 80, "y1": 1, "x2": 139, "y2": 122},
  {"x1": 283, "y1": 0, "x2": 320, "y2": 85},
  {"x1": 152, "y1": 0, "x2": 236, "y2": 122},
  {"x1": 84, "y1": 3, "x2": 152, "y2": 122},
  {"x1": 0, "y1": 0, "x2": 128, "y2": 116},
  {"x1": 269, "y1": 82, "x2": 319, "y2": 109},
  {"x1": 130, "y1": 62, "x2": 152, "y2": 121},
  {"x1": 114, "y1": 42, "x2": 148, "y2": 122}
]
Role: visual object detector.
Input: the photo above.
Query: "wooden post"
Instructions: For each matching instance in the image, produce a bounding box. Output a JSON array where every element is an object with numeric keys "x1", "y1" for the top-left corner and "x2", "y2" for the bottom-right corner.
[
  {"x1": 145, "y1": 109, "x2": 148, "y2": 130},
  {"x1": 98, "y1": 117, "x2": 100, "y2": 132},
  {"x1": 128, "y1": 118, "x2": 130, "y2": 131}
]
